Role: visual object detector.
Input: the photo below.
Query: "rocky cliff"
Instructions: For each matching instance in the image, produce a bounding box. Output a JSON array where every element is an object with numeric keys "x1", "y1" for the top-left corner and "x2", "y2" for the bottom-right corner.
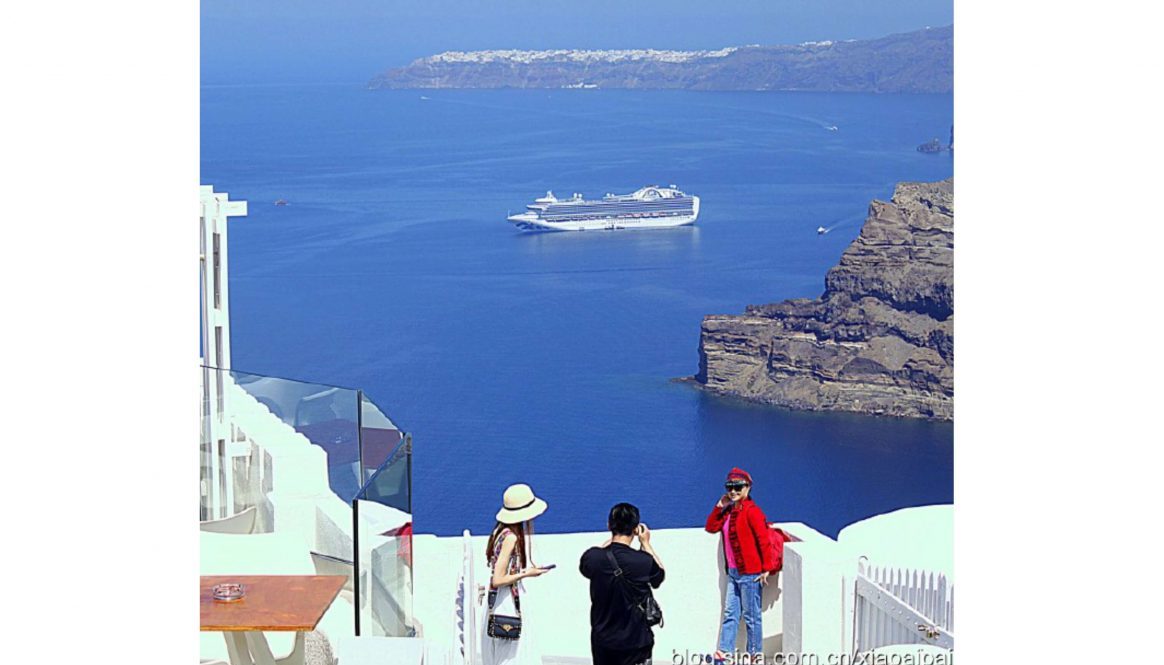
[
  {"x1": 369, "y1": 26, "x2": 952, "y2": 94},
  {"x1": 695, "y1": 179, "x2": 953, "y2": 420}
]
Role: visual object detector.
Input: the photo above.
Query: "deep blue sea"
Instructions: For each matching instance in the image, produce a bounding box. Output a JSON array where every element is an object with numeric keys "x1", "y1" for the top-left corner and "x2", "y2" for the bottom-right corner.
[{"x1": 201, "y1": 85, "x2": 954, "y2": 538}]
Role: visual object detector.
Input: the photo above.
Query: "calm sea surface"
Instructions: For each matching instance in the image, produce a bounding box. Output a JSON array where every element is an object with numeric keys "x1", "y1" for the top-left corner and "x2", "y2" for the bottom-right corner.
[{"x1": 201, "y1": 85, "x2": 954, "y2": 537}]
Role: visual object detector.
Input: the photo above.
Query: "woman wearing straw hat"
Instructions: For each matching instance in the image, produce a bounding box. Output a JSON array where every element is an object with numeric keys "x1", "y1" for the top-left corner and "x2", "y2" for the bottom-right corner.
[{"x1": 482, "y1": 483, "x2": 552, "y2": 665}]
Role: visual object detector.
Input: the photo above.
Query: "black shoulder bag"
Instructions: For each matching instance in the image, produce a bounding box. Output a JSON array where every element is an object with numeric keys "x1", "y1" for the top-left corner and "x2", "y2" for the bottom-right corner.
[
  {"x1": 604, "y1": 548, "x2": 663, "y2": 628},
  {"x1": 486, "y1": 587, "x2": 522, "y2": 640}
]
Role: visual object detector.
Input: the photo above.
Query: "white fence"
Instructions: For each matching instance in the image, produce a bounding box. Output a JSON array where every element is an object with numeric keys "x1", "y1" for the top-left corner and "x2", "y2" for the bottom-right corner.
[
  {"x1": 456, "y1": 530, "x2": 479, "y2": 665},
  {"x1": 852, "y1": 558, "x2": 954, "y2": 653}
]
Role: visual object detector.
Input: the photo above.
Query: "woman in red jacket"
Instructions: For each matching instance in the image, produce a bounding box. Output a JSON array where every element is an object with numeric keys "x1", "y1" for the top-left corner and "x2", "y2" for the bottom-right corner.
[{"x1": 705, "y1": 467, "x2": 773, "y2": 661}]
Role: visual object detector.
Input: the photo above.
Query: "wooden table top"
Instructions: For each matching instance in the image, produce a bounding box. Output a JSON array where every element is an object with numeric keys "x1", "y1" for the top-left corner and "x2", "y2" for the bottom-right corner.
[{"x1": 200, "y1": 575, "x2": 346, "y2": 632}]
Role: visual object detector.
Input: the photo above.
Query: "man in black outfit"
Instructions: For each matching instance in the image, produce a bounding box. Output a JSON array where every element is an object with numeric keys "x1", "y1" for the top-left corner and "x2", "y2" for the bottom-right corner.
[{"x1": 579, "y1": 503, "x2": 666, "y2": 665}]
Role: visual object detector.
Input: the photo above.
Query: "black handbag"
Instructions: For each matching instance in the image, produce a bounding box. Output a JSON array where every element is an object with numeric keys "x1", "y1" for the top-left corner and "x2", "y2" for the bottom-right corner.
[
  {"x1": 486, "y1": 587, "x2": 522, "y2": 640},
  {"x1": 605, "y1": 549, "x2": 664, "y2": 628}
]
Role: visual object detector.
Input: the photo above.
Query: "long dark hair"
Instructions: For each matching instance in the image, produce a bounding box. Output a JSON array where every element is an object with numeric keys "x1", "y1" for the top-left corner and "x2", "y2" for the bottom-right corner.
[{"x1": 486, "y1": 520, "x2": 533, "y2": 569}]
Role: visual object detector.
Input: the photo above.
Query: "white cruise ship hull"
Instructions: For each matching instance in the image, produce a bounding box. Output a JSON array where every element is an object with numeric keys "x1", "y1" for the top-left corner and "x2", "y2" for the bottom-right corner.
[{"x1": 508, "y1": 196, "x2": 700, "y2": 232}]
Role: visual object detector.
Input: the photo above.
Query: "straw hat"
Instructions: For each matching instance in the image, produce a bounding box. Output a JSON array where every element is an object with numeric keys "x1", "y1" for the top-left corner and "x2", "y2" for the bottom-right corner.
[{"x1": 496, "y1": 483, "x2": 548, "y2": 524}]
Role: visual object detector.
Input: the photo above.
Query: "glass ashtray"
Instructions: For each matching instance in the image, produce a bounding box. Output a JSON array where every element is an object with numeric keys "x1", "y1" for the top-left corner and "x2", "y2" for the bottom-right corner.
[{"x1": 211, "y1": 583, "x2": 246, "y2": 602}]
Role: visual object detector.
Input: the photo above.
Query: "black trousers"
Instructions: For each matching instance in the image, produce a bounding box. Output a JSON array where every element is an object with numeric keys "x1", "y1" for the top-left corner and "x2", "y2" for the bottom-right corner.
[{"x1": 592, "y1": 644, "x2": 653, "y2": 665}]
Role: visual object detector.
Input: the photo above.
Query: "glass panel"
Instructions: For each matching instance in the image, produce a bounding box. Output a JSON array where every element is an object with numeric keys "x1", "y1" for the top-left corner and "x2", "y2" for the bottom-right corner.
[
  {"x1": 225, "y1": 368, "x2": 362, "y2": 503},
  {"x1": 359, "y1": 394, "x2": 406, "y2": 492},
  {"x1": 354, "y1": 410, "x2": 414, "y2": 637}
]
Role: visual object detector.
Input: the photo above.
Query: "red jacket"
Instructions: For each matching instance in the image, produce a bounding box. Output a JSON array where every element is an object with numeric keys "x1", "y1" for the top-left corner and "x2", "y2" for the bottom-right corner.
[{"x1": 705, "y1": 497, "x2": 774, "y2": 575}]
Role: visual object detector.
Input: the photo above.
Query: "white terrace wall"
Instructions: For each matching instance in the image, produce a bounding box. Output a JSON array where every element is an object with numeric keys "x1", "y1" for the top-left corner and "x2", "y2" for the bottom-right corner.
[
  {"x1": 412, "y1": 522, "x2": 835, "y2": 663},
  {"x1": 781, "y1": 526, "x2": 852, "y2": 660}
]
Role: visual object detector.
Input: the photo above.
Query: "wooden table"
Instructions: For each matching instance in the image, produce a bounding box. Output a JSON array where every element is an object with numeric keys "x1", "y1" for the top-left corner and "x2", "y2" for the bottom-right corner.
[{"x1": 201, "y1": 575, "x2": 346, "y2": 665}]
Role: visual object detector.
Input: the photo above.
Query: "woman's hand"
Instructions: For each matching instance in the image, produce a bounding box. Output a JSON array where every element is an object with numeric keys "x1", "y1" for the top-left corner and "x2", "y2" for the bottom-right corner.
[
  {"x1": 716, "y1": 493, "x2": 732, "y2": 509},
  {"x1": 759, "y1": 571, "x2": 770, "y2": 586},
  {"x1": 522, "y1": 567, "x2": 548, "y2": 578}
]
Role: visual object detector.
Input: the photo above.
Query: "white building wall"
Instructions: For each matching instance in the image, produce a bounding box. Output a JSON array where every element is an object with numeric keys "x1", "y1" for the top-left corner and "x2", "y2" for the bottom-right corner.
[
  {"x1": 837, "y1": 505, "x2": 954, "y2": 580},
  {"x1": 199, "y1": 186, "x2": 247, "y2": 520},
  {"x1": 199, "y1": 185, "x2": 245, "y2": 373},
  {"x1": 781, "y1": 529, "x2": 851, "y2": 659}
]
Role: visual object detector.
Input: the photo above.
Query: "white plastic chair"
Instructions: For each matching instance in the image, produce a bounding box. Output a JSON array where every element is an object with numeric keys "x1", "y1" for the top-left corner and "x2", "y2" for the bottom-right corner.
[
  {"x1": 200, "y1": 506, "x2": 257, "y2": 534},
  {"x1": 310, "y1": 551, "x2": 360, "y2": 607}
]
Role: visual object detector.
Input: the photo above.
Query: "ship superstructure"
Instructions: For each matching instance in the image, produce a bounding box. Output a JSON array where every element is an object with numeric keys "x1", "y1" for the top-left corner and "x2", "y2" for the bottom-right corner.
[{"x1": 507, "y1": 185, "x2": 700, "y2": 231}]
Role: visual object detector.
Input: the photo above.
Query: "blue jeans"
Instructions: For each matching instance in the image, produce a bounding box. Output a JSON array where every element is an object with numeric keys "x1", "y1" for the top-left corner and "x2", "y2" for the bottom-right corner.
[{"x1": 718, "y1": 567, "x2": 763, "y2": 655}]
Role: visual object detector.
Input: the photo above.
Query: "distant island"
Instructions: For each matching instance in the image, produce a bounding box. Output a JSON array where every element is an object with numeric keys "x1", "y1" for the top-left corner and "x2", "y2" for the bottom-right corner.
[
  {"x1": 692, "y1": 178, "x2": 954, "y2": 420},
  {"x1": 369, "y1": 26, "x2": 952, "y2": 94}
]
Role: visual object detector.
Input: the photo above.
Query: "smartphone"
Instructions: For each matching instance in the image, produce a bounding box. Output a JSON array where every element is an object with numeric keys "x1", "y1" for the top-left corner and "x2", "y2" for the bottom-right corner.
[{"x1": 540, "y1": 564, "x2": 557, "y2": 570}]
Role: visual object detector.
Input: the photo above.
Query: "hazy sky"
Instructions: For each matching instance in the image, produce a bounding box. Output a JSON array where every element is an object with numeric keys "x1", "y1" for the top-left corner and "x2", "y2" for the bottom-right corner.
[{"x1": 202, "y1": 0, "x2": 953, "y2": 85}]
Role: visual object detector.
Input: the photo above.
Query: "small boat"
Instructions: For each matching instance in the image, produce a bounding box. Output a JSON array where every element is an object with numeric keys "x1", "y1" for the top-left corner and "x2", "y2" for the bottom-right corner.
[
  {"x1": 274, "y1": 199, "x2": 288, "y2": 206},
  {"x1": 826, "y1": 125, "x2": 839, "y2": 132},
  {"x1": 917, "y1": 138, "x2": 943, "y2": 154},
  {"x1": 817, "y1": 226, "x2": 828, "y2": 235}
]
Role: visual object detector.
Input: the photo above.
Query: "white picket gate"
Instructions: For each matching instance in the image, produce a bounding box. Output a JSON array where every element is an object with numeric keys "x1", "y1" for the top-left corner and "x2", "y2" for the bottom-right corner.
[{"x1": 852, "y1": 558, "x2": 954, "y2": 653}]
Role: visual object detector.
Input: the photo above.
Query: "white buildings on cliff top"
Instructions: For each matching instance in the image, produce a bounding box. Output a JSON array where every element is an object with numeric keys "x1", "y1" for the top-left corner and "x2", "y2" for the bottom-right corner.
[
  {"x1": 198, "y1": 187, "x2": 953, "y2": 665},
  {"x1": 426, "y1": 47, "x2": 739, "y2": 65}
]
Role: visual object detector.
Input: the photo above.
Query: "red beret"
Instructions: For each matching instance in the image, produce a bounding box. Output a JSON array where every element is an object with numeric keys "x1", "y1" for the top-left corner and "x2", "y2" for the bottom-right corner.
[{"x1": 726, "y1": 467, "x2": 753, "y2": 484}]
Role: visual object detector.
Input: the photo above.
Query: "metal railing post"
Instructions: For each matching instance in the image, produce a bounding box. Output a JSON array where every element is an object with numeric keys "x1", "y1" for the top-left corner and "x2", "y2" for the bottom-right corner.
[
  {"x1": 352, "y1": 497, "x2": 361, "y2": 636},
  {"x1": 356, "y1": 390, "x2": 365, "y2": 486}
]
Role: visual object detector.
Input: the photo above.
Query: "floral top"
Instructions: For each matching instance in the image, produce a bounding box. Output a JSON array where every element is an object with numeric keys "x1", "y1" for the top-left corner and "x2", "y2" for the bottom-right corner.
[{"x1": 489, "y1": 527, "x2": 522, "y2": 598}]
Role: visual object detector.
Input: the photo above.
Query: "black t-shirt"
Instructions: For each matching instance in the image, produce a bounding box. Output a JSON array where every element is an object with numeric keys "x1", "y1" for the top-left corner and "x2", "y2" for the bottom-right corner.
[{"x1": 579, "y1": 543, "x2": 666, "y2": 650}]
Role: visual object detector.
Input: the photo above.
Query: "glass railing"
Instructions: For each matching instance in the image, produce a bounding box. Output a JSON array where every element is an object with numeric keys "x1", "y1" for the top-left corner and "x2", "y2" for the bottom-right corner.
[
  {"x1": 199, "y1": 366, "x2": 404, "y2": 519},
  {"x1": 353, "y1": 398, "x2": 414, "y2": 637}
]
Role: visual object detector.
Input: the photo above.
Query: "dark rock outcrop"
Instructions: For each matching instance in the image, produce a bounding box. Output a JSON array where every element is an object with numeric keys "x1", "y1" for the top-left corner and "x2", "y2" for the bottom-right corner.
[
  {"x1": 695, "y1": 179, "x2": 953, "y2": 420},
  {"x1": 369, "y1": 26, "x2": 952, "y2": 94}
]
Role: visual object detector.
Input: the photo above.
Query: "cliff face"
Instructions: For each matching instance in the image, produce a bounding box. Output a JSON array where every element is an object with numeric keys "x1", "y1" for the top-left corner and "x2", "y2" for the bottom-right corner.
[
  {"x1": 696, "y1": 179, "x2": 953, "y2": 420},
  {"x1": 369, "y1": 26, "x2": 952, "y2": 94}
]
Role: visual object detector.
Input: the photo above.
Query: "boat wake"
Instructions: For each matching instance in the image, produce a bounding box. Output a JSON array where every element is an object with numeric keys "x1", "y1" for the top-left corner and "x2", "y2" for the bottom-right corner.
[{"x1": 816, "y1": 214, "x2": 863, "y2": 235}]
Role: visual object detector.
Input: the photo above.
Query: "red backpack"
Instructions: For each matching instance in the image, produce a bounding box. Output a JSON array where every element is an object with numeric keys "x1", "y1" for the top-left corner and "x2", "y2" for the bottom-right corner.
[{"x1": 767, "y1": 525, "x2": 789, "y2": 573}]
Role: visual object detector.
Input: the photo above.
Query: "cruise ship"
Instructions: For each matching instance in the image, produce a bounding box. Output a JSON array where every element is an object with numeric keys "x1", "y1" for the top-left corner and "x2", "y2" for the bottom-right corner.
[{"x1": 507, "y1": 185, "x2": 700, "y2": 231}]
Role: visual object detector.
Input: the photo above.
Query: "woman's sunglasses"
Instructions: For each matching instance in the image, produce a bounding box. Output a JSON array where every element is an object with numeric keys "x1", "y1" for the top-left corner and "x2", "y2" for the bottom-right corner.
[{"x1": 724, "y1": 482, "x2": 749, "y2": 492}]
